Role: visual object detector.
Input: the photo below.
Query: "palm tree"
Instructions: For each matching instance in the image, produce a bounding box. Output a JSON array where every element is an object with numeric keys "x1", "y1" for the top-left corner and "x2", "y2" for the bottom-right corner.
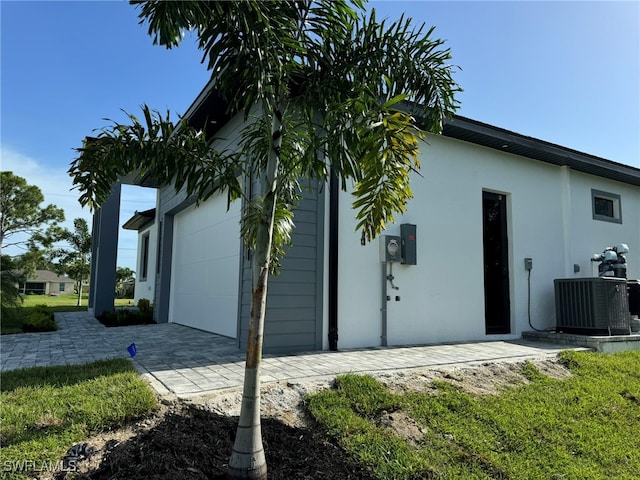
[
  {"x1": 69, "y1": 1, "x2": 460, "y2": 478},
  {"x1": 115, "y1": 266, "x2": 136, "y2": 298},
  {"x1": 50, "y1": 218, "x2": 91, "y2": 307}
]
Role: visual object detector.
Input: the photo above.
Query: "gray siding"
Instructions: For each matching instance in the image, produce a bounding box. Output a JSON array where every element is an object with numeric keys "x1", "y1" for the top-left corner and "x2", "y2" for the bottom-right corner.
[
  {"x1": 154, "y1": 113, "x2": 247, "y2": 324},
  {"x1": 238, "y1": 185, "x2": 325, "y2": 353},
  {"x1": 153, "y1": 106, "x2": 326, "y2": 353}
]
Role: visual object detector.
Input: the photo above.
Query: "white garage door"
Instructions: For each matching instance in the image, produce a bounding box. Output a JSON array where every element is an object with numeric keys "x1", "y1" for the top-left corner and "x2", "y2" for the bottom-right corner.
[{"x1": 169, "y1": 194, "x2": 241, "y2": 338}]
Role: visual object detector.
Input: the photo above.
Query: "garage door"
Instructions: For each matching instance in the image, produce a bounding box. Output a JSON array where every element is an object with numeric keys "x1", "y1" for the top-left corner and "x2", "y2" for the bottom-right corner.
[{"x1": 169, "y1": 194, "x2": 241, "y2": 338}]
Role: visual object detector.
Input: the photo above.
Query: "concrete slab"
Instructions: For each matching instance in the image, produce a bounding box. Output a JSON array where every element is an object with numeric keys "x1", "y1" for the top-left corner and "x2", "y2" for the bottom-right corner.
[{"x1": 523, "y1": 330, "x2": 640, "y2": 353}]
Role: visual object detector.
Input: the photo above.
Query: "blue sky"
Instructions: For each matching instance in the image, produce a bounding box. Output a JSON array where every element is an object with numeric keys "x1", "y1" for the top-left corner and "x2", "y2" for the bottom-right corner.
[{"x1": 2, "y1": 1, "x2": 639, "y2": 271}]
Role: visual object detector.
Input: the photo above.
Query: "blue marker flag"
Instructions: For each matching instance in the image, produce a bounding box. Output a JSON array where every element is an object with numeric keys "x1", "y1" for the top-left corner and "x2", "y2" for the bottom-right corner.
[{"x1": 127, "y1": 343, "x2": 137, "y2": 357}]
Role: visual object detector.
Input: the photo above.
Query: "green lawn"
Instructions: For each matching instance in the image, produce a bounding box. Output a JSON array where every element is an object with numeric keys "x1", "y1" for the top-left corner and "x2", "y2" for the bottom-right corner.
[
  {"x1": 21, "y1": 294, "x2": 87, "y2": 308},
  {"x1": 0, "y1": 359, "x2": 156, "y2": 480},
  {"x1": 308, "y1": 350, "x2": 640, "y2": 480},
  {"x1": 1, "y1": 295, "x2": 135, "y2": 334}
]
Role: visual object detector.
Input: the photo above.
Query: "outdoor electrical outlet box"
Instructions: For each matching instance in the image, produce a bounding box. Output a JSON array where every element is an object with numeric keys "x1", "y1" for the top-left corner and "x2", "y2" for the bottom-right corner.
[
  {"x1": 524, "y1": 258, "x2": 533, "y2": 271},
  {"x1": 401, "y1": 224, "x2": 417, "y2": 265},
  {"x1": 380, "y1": 235, "x2": 401, "y2": 263}
]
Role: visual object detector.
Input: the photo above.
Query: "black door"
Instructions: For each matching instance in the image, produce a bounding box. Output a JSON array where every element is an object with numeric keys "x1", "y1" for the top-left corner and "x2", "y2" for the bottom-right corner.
[{"x1": 482, "y1": 191, "x2": 510, "y2": 334}]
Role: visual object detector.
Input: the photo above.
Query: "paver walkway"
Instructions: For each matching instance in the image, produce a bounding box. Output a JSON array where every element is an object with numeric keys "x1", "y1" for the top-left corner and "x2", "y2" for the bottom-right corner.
[{"x1": 1, "y1": 311, "x2": 586, "y2": 397}]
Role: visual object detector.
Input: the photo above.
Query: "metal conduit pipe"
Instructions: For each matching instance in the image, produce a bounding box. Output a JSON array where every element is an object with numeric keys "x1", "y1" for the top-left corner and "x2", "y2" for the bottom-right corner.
[
  {"x1": 381, "y1": 262, "x2": 388, "y2": 347},
  {"x1": 328, "y1": 170, "x2": 339, "y2": 351}
]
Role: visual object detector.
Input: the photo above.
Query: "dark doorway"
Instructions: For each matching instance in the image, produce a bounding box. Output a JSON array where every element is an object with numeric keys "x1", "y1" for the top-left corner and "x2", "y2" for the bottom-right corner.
[{"x1": 482, "y1": 191, "x2": 510, "y2": 334}]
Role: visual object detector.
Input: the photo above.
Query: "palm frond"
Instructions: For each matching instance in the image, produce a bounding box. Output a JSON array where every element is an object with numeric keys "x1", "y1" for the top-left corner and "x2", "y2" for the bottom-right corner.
[
  {"x1": 68, "y1": 105, "x2": 242, "y2": 210},
  {"x1": 241, "y1": 196, "x2": 297, "y2": 275}
]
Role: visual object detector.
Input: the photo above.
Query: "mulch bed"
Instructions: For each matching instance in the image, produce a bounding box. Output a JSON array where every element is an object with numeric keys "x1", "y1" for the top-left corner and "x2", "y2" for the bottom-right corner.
[{"x1": 65, "y1": 403, "x2": 374, "y2": 480}]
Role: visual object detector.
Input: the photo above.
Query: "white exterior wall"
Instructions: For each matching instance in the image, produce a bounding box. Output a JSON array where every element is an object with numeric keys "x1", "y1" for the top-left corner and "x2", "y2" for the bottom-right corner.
[
  {"x1": 566, "y1": 170, "x2": 639, "y2": 280},
  {"x1": 334, "y1": 133, "x2": 640, "y2": 349},
  {"x1": 134, "y1": 222, "x2": 157, "y2": 305},
  {"x1": 169, "y1": 193, "x2": 242, "y2": 338}
]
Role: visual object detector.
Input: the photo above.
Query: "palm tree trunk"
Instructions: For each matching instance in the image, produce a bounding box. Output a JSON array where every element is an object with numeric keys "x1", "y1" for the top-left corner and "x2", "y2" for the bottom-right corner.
[
  {"x1": 77, "y1": 257, "x2": 85, "y2": 307},
  {"x1": 77, "y1": 278, "x2": 83, "y2": 307},
  {"x1": 228, "y1": 109, "x2": 282, "y2": 480}
]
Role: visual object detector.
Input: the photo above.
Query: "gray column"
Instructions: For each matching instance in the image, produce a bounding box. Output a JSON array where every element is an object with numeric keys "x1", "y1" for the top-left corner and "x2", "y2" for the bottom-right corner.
[
  {"x1": 88, "y1": 210, "x2": 100, "y2": 311},
  {"x1": 88, "y1": 183, "x2": 121, "y2": 316},
  {"x1": 155, "y1": 215, "x2": 174, "y2": 324}
]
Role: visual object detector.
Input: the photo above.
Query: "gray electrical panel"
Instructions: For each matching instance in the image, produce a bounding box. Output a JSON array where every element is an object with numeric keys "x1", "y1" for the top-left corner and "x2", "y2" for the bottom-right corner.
[
  {"x1": 400, "y1": 224, "x2": 417, "y2": 265},
  {"x1": 380, "y1": 235, "x2": 401, "y2": 263}
]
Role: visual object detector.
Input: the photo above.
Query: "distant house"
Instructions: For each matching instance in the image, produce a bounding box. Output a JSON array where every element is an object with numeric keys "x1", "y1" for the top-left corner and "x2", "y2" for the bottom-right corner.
[
  {"x1": 88, "y1": 79, "x2": 640, "y2": 354},
  {"x1": 20, "y1": 270, "x2": 75, "y2": 296}
]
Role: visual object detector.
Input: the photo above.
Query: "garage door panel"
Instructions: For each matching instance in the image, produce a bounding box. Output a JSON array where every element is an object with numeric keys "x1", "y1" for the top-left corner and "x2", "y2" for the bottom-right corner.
[{"x1": 170, "y1": 195, "x2": 241, "y2": 338}]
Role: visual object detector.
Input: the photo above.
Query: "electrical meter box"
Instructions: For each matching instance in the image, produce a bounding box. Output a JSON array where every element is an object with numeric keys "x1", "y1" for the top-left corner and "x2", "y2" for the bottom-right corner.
[
  {"x1": 380, "y1": 235, "x2": 401, "y2": 263},
  {"x1": 400, "y1": 223, "x2": 417, "y2": 265}
]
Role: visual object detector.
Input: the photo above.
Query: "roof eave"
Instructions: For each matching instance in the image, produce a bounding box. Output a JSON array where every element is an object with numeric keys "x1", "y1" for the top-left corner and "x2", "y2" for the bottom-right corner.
[
  {"x1": 443, "y1": 115, "x2": 640, "y2": 186},
  {"x1": 122, "y1": 208, "x2": 156, "y2": 231}
]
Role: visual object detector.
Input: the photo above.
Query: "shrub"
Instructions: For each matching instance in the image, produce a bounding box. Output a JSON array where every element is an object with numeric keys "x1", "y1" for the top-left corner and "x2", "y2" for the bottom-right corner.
[
  {"x1": 97, "y1": 310, "x2": 119, "y2": 327},
  {"x1": 116, "y1": 309, "x2": 130, "y2": 325},
  {"x1": 22, "y1": 308, "x2": 57, "y2": 332},
  {"x1": 1, "y1": 255, "x2": 24, "y2": 319},
  {"x1": 137, "y1": 298, "x2": 153, "y2": 322},
  {"x1": 97, "y1": 305, "x2": 156, "y2": 328},
  {"x1": 137, "y1": 298, "x2": 152, "y2": 314},
  {"x1": 97, "y1": 309, "x2": 134, "y2": 327},
  {"x1": 32, "y1": 304, "x2": 52, "y2": 314}
]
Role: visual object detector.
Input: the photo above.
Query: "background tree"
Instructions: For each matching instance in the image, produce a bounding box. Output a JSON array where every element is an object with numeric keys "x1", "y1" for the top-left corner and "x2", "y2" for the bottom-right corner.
[
  {"x1": 115, "y1": 266, "x2": 136, "y2": 299},
  {"x1": 5, "y1": 248, "x2": 55, "y2": 284},
  {"x1": 0, "y1": 255, "x2": 25, "y2": 319},
  {"x1": 0, "y1": 171, "x2": 65, "y2": 314},
  {"x1": 69, "y1": 1, "x2": 460, "y2": 478},
  {"x1": 0, "y1": 171, "x2": 65, "y2": 255},
  {"x1": 49, "y1": 218, "x2": 91, "y2": 307}
]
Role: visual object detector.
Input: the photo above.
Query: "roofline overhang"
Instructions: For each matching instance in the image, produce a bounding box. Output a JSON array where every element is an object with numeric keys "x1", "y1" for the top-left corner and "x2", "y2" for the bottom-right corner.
[
  {"x1": 122, "y1": 208, "x2": 156, "y2": 231},
  {"x1": 442, "y1": 115, "x2": 640, "y2": 186},
  {"x1": 136, "y1": 79, "x2": 640, "y2": 188}
]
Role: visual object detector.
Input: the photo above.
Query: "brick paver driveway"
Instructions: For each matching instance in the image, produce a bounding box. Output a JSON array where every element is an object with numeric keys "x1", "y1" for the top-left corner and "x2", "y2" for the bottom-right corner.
[{"x1": 1, "y1": 311, "x2": 584, "y2": 397}]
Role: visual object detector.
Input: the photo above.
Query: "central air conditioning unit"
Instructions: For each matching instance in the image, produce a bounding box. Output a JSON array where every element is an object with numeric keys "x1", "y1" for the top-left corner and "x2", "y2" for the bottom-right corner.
[{"x1": 554, "y1": 277, "x2": 631, "y2": 335}]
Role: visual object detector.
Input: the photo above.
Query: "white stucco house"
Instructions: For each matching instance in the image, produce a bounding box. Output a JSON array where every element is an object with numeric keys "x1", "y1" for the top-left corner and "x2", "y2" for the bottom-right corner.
[
  {"x1": 90, "y1": 81, "x2": 640, "y2": 354},
  {"x1": 122, "y1": 208, "x2": 157, "y2": 304}
]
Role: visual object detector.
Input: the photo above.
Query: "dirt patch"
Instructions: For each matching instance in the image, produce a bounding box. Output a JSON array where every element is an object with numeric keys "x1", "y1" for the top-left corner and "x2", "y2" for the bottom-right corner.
[
  {"x1": 49, "y1": 358, "x2": 570, "y2": 480},
  {"x1": 195, "y1": 380, "x2": 334, "y2": 429},
  {"x1": 377, "y1": 410, "x2": 426, "y2": 446},
  {"x1": 373, "y1": 358, "x2": 571, "y2": 396}
]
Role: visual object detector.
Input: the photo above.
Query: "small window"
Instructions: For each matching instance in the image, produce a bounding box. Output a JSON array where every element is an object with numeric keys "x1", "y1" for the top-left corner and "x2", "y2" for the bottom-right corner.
[
  {"x1": 140, "y1": 233, "x2": 150, "y2": 280},
  {"x1": 592, "y1": 189, "x2": 622, "y2": 224},
  {"x1": 59, "y1": 283, "x2": 65, "y2": 292}
]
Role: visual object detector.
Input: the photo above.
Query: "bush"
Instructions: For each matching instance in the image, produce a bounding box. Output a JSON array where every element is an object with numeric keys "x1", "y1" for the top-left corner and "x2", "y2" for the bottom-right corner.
[
  {"x1": 1, "y1": 255, "x2": 24, "y2": 319},
  {"x1": 97, "y1": 304, "x2": 155, "y2": 328},
  {"x1": 137, "y1": 298, "x2": 152, "y2": 314},
  {"x1": 97, "y1": 310, "x2": 126, "y2": 327},
  {"x1": 22, "y1": 306, "x2": 57, "y2": 332},
  {"x1": 32, "y1": 304, "x2": 52, "y2": 314},
  {"x1": 137, "y1": 298, "x2": 153, "y2": 322}
]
